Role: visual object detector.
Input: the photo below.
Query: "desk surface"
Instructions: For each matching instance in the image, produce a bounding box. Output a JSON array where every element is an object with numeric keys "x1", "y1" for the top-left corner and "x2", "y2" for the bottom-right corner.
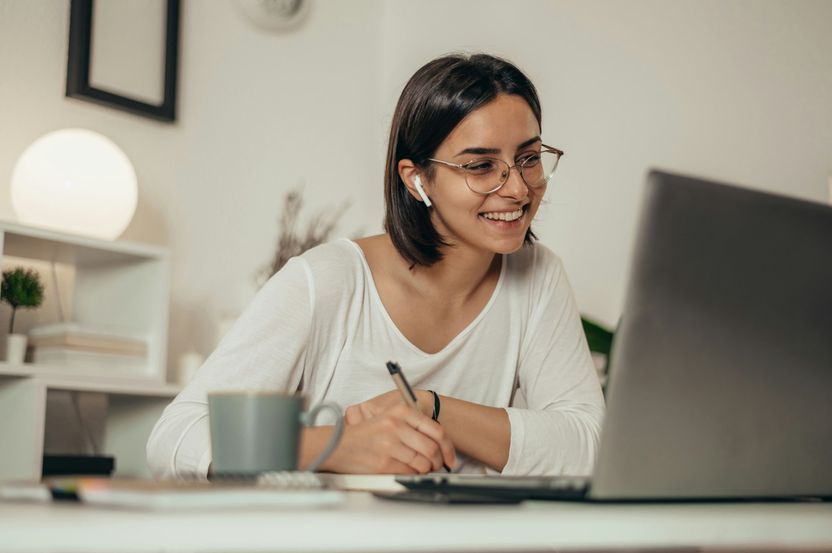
[{"x1": 1, "y1": 492, "x2": 831, "y2": 552}]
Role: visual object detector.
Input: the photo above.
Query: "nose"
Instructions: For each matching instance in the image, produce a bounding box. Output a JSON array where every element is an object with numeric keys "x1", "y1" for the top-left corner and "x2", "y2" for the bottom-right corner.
[{"x1": 497, "y1": 164, "x2": 529, "y2": 200}]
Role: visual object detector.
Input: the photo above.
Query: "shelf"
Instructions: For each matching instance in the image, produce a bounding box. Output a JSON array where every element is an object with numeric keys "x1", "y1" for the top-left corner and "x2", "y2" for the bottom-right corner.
[
  {"x1": 0, "y1": 220, "x2": 171, "y2": 383},
  {"x1": 0, "y1": 221, "x2": 175, "y2": 480},
  {"x1": 0, "y1": 220, "x2": 168, "y2": 265},
  {"x1": 0, "y1": 363, "x2": 181, "y2": 397}
]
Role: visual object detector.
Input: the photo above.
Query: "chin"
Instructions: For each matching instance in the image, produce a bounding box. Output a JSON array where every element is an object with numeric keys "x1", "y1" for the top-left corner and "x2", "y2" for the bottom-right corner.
[{"x1": 488, "y1": 235, "x2": 528, "y2": 255}]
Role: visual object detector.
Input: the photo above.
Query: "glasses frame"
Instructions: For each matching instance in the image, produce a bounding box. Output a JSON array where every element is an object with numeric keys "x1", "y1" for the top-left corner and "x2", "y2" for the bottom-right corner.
[{"x1": 426, "y1": 144, "x2": 564, "y2": 195}]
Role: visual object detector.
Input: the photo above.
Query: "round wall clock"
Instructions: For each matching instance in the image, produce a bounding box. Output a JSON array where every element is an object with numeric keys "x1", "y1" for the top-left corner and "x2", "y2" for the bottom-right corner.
[{"x1": 233, "y1": 0, "x2": 311, "y2": 32}]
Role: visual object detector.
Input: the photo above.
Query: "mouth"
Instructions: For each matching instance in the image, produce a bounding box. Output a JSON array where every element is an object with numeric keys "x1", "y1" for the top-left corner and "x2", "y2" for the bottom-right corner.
[{"x1": 478, "y1": 205, "x2": 529, "y2": 229}]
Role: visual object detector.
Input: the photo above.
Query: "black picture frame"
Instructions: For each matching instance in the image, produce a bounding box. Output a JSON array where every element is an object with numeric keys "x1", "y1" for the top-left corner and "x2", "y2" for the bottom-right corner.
[{"x1": 66, "y1": 0, "x2": 180, "y2": 122}]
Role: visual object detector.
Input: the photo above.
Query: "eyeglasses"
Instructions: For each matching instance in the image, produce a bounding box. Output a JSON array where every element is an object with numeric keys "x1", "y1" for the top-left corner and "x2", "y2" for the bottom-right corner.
[{"x1": 426, "y1": 145, "x2": 563, "y2": 195}]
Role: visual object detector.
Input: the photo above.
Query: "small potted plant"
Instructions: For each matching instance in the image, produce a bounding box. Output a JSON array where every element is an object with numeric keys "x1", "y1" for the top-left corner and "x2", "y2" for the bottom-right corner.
[{"x1": 1, "y1": 267, "x2": 44, "y2": 364}]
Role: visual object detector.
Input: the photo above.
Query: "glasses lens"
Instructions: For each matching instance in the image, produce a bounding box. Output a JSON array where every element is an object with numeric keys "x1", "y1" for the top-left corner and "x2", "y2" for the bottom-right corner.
[
  {"x1": 519, "y1": 151, "x2": 560, "y2": 188},
  {"x1": 464, "y1": 158, "x2": 510, "y2": 194}
]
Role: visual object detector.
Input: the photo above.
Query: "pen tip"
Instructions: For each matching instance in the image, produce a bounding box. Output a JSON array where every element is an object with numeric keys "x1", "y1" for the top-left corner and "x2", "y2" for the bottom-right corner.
[{"x1": 386, "y1": 361, "x2": 400, "y2": 375}]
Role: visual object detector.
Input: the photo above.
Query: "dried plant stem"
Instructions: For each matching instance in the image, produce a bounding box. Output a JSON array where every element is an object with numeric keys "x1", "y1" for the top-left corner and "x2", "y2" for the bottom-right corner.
[{"x1": 258, "y1": 187, "x2": 351, "y2": 285}]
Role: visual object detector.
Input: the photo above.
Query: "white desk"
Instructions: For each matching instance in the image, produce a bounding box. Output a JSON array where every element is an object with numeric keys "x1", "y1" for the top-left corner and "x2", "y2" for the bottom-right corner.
[{"x1": 1, "y1": 492, "x2": 831, "y2": 552}]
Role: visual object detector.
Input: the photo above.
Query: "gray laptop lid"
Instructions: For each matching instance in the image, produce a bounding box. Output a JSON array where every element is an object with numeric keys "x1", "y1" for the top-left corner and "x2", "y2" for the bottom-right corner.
[{"x1": 592, "y1": 170, "x2": 832, "y2": 500}]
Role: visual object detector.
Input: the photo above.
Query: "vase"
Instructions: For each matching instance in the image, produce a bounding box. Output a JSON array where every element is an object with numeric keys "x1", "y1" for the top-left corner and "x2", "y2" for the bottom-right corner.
[
  {"x1": 6, "y1": 333, "x2": 28, "y2": 364},
  {"x1": 176, "y1": 350, "x2": 204, "y2": 384}
]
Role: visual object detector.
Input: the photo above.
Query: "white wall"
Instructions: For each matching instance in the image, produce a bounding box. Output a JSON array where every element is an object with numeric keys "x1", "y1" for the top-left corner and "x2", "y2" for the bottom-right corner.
[
  {"x1": 1, "y1": 0, "x2": 831, "y2": 377},
  {"x1": 379, "y1": 0, "x2": 832, "y2": 326},
  {"x1": 165, "y1": 0, "x2": 385, "y2": 361}
]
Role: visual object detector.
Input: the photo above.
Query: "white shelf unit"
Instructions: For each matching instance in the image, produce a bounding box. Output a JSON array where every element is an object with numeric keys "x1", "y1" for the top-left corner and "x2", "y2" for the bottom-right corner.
[
  {"x1": 0, "y1": 371, "x2": 179, "y2": 480},
  {"x1": 0, "y1": 222, "x2": 179, "y2": 480},
  {"x1": 0, "y1": 222, "x2": 170, "y2": 381}
]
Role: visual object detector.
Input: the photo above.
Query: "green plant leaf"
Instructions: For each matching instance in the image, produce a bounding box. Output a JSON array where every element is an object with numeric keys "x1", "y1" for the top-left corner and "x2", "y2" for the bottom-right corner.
[
  {"x1": 581, "y1": 316, "x2": 614, "y2": 356},
  {"x1": 1, "y1": 268, "x2": 45, "y2": 309}
]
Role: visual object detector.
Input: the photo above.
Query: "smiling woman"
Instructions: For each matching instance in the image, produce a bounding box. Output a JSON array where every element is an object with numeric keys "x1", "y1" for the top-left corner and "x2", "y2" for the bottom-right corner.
[
  {"x1": 147, "y1": 53, "x2": 605, "y2": 479},
  {"x1": 396, "y1": 93, "x2": 552, "y2": 261}
]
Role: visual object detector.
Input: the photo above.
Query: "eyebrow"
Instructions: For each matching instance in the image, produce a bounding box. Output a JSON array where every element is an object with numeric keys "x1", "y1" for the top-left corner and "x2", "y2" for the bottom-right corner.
[{"x1": 454, "y1": 135, "x2": 542, "y2": 157}]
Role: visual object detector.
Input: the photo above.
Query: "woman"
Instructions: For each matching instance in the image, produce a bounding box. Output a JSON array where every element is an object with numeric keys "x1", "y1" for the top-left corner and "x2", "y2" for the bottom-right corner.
[{"x1": 147, "y1": 53, "x2": 604, "y2": 478}]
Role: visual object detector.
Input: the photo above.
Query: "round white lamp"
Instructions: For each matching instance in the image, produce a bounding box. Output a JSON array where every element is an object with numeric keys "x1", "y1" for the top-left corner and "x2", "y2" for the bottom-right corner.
[{"x1": 11, "y1": 129, "x2": 138, "y2": 240}]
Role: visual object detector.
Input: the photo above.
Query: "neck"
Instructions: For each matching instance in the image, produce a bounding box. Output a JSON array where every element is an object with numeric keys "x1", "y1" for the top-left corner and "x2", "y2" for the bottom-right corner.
[{"x1": 409, "y1": 243, "x2": 500, "y2": 303}]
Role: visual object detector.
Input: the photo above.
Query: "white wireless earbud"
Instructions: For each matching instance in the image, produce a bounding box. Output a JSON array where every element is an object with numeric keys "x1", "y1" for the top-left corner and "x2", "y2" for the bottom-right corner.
[{"x1": 414, "y1": 175, "x2": 432, "y2": 207}]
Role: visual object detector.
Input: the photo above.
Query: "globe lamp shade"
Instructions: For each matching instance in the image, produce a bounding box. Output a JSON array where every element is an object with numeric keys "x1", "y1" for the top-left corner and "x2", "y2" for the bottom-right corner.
[{"x1": 11, "y1": 129, "x2": 138, "y2": 240}]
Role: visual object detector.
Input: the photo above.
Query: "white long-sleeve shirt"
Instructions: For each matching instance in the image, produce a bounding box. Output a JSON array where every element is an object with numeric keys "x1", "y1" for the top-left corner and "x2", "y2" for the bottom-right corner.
[{"x1": 146, "y1": 239, "x2": 605, "y2": 479}]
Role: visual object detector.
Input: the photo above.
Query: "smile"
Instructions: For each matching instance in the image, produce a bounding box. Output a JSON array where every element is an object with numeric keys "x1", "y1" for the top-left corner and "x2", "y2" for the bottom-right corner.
[
  {"x1": 479, "y1": 206, "x2": 526, "y2": 227},
  {"x1": 479, "y1": 207, "x2": 524, "y2": 222}
]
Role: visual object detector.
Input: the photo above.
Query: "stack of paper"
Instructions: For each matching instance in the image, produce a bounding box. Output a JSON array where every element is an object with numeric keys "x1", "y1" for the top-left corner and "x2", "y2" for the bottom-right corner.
[
  {"x1": 318, "y1": 474, "x2": 405, "y2": 493},
  {"x1": 77, "y1": 479, "x2": 346, "y2": 510},
  {"x1": 28, "y1": 323, "x2": 147, "y2": 372}
]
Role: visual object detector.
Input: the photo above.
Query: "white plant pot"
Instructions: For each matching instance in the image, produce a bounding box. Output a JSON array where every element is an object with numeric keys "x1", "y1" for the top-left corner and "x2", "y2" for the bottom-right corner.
[{"x1": 6, "y1": 333, "x2": 28, "y2": 364}]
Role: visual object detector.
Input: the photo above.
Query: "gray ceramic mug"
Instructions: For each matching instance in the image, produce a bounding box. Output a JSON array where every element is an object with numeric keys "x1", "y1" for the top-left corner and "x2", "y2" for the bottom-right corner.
[{"x1": 207, "y1": 391, "x2": 343, "y2": 476}]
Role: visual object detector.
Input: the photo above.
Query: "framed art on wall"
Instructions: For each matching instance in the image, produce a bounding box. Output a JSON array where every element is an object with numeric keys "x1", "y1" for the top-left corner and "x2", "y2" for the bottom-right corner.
[{"x1": 66, "y1": 0, "x2": 180, "y2": 122}]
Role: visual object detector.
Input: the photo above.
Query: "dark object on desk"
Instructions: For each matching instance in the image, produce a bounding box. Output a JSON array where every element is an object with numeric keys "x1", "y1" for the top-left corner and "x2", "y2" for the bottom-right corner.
[
  {"x1": 373, "y1": 490, "x2": 523, "y2": 505},
  {"x1": 42, "y1": 454, "x2": 115, "y2": 477},
  {"x1": 397, "y1": 475, "x2": 588, "y2": 502},
  {"x1": 404, "y1": 170, "x2": 832, "y2": 503}
]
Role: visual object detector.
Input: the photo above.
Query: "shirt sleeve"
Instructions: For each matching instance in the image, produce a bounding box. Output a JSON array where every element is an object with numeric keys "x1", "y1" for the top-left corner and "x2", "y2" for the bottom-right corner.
[
  {"x1": 146, "y1": 257, "x2": 314, "y2": 480},
  {"x1": 501, "y1": 250, "x2": 605, "y2": 476}
]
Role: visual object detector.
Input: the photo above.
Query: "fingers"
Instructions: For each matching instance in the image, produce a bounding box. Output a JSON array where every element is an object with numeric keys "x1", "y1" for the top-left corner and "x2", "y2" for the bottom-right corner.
[
  {"x1": 397, "y1": 423, "x2": 445, "y2": 472},
  {"x1": 377, "y1": 457, "x2": 418, "y2": 475},
  {"x1": 344, "y1": 401, "x2": 382, "y2": 425},
  {"x1": 387, "y1": 442, "x2": 433, "y2": 474},
  {"x1": 344, "y1": 405, "x2": 363, "y2": 425},
  {"x1": 344, "y1": 403, "x2": 457, "y2": 474},
  {"x1": 384, "y1": 404, "x2": 456, "y2": 470},
  {"x1": 398, "y1": 408, "x2": 456, "y2": 469}
]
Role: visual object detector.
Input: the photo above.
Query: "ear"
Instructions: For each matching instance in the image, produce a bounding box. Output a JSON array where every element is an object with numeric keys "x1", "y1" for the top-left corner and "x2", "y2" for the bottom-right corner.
[{"x1": 398, "y1": 159, "x2": 431, "y2": 205}]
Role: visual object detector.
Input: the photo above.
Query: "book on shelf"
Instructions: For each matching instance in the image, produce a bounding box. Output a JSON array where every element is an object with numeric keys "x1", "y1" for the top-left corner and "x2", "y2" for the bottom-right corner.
[
  {"x1": 28, "y1": 335, "x2": 147, "y2": 356},
  {"x1": 32, "y1": 348, "x2": 147, "y2": 372},
  {"x1": 28, "y1": 322, "x2": 147, "y2": 354},
  {"x1": 27, "y1": 322, "x2": 148, "y2": 371}
]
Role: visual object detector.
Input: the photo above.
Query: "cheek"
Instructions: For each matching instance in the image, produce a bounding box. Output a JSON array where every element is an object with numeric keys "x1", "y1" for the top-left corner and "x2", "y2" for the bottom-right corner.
[
  {"x1": 432, "y1": 179, "x2": 485, "y2": 213},
  {"x1": 527, "y1": 187, "x2": 546, "y2": 216}
]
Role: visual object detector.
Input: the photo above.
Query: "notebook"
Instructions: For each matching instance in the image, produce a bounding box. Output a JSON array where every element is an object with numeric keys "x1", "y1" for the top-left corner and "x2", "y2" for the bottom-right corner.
[
  {"x1": 318, "y1": 473, "x2": 404, "y2": 493},
  {"x1": 1, "y1": 474, "x2": 344, "y2": 510},
  {"x1": 1, "y1": 472, "x2": 406, "y2": 509},
  {"x1": 398, "y1": 170, "x2": 832, "y2": 502},
  {"x1": 77, "y1": 477, "x2": 345, "y2": 510}
]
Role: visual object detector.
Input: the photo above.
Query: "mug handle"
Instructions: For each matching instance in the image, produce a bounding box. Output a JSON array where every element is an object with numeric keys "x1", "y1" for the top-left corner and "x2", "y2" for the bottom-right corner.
[{"x1": 301, "y1": 402, "x2": 344, "y2": 472}]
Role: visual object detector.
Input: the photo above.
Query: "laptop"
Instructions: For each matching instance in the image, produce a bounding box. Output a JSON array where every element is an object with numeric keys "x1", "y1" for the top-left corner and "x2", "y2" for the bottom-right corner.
[{"x1": 395, "y1": 170, "x2": 832, "y2": 502}]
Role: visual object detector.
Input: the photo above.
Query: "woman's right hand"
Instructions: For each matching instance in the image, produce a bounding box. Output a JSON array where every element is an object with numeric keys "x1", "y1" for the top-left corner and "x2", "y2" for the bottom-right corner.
[{"x1": 324, "y1": 403, "x2": 456, "y2": 474}]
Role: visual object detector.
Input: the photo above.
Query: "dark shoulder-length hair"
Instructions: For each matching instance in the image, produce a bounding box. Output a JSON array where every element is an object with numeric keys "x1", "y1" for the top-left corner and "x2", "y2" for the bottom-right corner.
[{"x1": 383, "y1": 53, "x2": 542, "y2": 267}]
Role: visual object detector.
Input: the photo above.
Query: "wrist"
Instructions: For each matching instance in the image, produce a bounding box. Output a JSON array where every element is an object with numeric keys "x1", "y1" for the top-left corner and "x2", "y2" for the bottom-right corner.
[{"x1": 301, "y1": 425, "x2": 340, "y2": 472}]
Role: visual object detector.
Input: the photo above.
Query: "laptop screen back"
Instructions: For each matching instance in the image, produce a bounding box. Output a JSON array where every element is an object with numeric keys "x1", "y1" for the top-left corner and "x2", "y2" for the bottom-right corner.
[{"x1": 592, "y1": 170, "x2": 832, "y2": 500}]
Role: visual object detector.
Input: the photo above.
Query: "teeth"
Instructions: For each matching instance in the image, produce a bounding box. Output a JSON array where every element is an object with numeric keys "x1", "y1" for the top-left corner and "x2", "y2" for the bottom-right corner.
[{"x1": 481, "y1": 208, "x2": 523, "y2": 222}]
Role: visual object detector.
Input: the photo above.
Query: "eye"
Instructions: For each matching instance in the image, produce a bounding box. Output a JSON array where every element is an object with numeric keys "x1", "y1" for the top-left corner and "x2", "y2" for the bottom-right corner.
[
  {"x1": 517, "y1": 152, "x2": 541, "y2": 166},
  {"x1": 465, "y1": 159, "x2": 498, "y2": 175}
]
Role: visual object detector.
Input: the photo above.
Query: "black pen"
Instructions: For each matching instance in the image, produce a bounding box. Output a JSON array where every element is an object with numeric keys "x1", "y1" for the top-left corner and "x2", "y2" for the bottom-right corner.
[{"x1": 386, "y1": 361, "x2": 451, "y2": 472}]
